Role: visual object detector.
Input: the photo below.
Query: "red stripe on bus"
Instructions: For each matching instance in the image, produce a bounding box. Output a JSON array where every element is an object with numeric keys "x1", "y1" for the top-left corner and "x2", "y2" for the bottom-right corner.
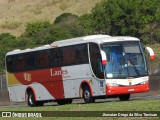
[
  {"x1": 41, "y1": 81, "x2": 64, "y2": 99},
  {"x1": 14, "y1": 67, "x2": 65, "y2": 99},
  {"x1": 14, "y1": 68, "x2": 62, "y2": 84}
]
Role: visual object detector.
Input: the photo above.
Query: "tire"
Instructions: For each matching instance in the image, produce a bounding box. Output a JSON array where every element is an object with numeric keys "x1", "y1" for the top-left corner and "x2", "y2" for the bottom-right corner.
[
  {"x1": 57, "y1": 99, "x2": 72, "y2": 105},
  {"x1": 119, "y1": 94, "x2": 130, "y2": 101},
  {"x1": 83, "y1": 86, "x2": 95, "y2": 103},
  {"x1": 27, "y1": 91, "x2": 37, "y2": 107}
]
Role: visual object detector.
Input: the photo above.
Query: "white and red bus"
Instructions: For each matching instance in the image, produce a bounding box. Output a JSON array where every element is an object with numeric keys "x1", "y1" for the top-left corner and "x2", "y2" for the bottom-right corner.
[{"x1": 5, "y1": 35, "x2": 154, "y2": 107}]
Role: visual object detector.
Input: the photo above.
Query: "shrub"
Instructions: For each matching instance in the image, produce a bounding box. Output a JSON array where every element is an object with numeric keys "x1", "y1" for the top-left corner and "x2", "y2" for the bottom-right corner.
[
  {"x1": 54, "y1": 13, "x2": 78, "y2": 24},
  {"x1": 25, "y1": 21, "x2": 51, "y2": 37},
  {"x1": 0, "y1": 33, "x2": 17, "y2": 72}
]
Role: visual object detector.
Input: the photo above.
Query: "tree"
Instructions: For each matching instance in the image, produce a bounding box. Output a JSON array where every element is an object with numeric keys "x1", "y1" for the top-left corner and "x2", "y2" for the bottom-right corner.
[
  {"x1": 78, "y1": 14, "x2": 95, "y2": 34},
  {"x1": 54, "y1": 13, "x2": 78, "y2": 24},
  {"x1": 0, "y1": 33, "x2": 17, "y2": 47},
  {"x1": 0, "y1": 33, "x2": 17, "y2": 72},
  {"x1": 91, "y1": 0, "x2": 160, "y2": 44},
  {"x1": 33, "y1": 26, "x2": 73, "y2": 44},
  {"x1": 24, "y1": 21, "x2": 51, "y2": 38},
  {"x1": 54, "y1": 13, "x2": 88, "y2": 37}
]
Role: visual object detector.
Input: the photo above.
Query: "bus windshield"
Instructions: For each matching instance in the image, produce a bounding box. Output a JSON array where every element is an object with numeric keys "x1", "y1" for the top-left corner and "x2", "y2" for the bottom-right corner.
[{"x1": 101, "y1": 41, "x2": 147, "y2": 78}]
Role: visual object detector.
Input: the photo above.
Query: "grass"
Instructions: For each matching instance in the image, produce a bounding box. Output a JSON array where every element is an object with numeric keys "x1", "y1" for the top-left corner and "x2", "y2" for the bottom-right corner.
[
  {"x1": 0, "y1": 21, "x2": 21, "y2": 30},
  {"x1": 0, "y1": 99, "x2": 160, "y2": 119},
  {"x1": 0, "y1": 99, "x2": 160, "y2": 111},
  {"x1": 0, "y1": 0, "x2": 101, "y2": 36}
]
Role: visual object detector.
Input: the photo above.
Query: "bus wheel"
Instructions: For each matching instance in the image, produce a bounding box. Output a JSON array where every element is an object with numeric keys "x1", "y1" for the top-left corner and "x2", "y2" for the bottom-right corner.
[
  {"x1": 27, "y1": 91, "x2": 37, "y2": 107},
  {"x1": 83, "y1": 86, "x2": 95, "y2": 103},
  {"x1": 119, "y1": 94, "x2": 130, "y2": 101}
]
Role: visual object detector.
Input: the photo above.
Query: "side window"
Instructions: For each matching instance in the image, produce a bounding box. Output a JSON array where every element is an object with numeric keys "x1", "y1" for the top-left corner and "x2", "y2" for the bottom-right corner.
[
  {"x1": 14, "y1": 54, "x2": 26, "y2": 72},
  {"x1": 50, "y1": 44, "x2": 89, "y2": 67},
  {"x1": 89, "y1": 43, "x2": 104, "y2": 79},
  {"x1": 6, "y1": 56, "x2": 13, "y2": 72},
  {"x1": 63, "y1": 46, "x2": 76, "y2": 65},
  {"x1": 38, "y1": 50, "x2": 49, "y2": 68},
  {"x1": 50, "y1": 48, "x2": 63, "y2": 67},
  {"x1": 62, "y1": 47, "x2": 68, "y2": 66},
  {"x1": 75, "y1": 44, "x2": 88, "y2": 64},
  {"x1": 26, "y1": 52, "x2": 37, "y2": 70},
  {"x1": 67, "y1": 46, "x2": 76, "y2": 65},
  {"x1": 63, "y1": 44, "x2": 89, "y2": 66}
]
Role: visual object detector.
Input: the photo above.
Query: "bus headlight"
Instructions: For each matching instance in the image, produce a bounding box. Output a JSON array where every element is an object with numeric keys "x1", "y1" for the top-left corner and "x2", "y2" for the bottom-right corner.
[{"x1": 141, "y1": 81, "x2": 148, "y2": 84}]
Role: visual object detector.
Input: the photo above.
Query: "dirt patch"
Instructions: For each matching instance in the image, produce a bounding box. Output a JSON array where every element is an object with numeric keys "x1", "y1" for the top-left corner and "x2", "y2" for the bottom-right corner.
[
  {"x1": 0, "y1": 91, "x2": 9, "y2": 101},
  {"x1": 0, "y1": 91, "x2": 10, "y2": 106}
]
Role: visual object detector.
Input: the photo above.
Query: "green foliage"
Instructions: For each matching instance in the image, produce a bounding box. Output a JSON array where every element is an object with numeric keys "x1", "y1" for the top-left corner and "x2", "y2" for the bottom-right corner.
[
  {"x1": 54, "y1": 13, "x2": 78, "y2": 24},
  {"x1": 31, "y1": 26, "x2": 73, "y2": 44},
  {"x1": 55, "y1": 19, "x2": 87, "y2": 38},
  {"x1": 78, "y1": 14, "x2": 95, "y2": 34},
  {"x1": 91, "y1": 0, "x2": 160, "y2": 43},
  {"x1": 18, "y1": 21, "x2": 52, "y2": 48},
  {"x1": 0, "y1": 33, "x2": 17, "y2": 46},
  {"x1": 0, "y1": 33, "x2": 17, "y2": 72},
  {"x1": 54, "y1": 13, "x2": 88, "y2": 37},
  {"x1": 19, "y1": 13, "x2": 88, "y2": 47},
  {"x1": 24, "y1": 21, "x2": 51, "y2": 37}
]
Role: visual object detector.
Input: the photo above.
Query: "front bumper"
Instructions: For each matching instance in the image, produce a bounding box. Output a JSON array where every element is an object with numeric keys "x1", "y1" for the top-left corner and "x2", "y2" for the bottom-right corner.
[{"x1": 106, "y1": 83, "x2": 149, "y2": 95}]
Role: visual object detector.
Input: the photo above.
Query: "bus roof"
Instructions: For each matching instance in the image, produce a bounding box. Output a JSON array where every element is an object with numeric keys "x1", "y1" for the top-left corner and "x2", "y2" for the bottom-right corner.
[
  {"x1": 6, "y1": 35, "x2": 140, "y2": 56},
  {"x1": 6, "y1": 44, "x2": 51, "y2": 56},
  {"x1": 51, "y1": 35, "x2": 140, "y2": 47}
]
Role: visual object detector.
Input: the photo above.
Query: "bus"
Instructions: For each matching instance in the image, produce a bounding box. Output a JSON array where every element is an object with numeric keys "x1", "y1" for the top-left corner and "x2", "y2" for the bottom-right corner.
[{"x1": 5, "y1": 35, "x2": 154, "y2": 107}]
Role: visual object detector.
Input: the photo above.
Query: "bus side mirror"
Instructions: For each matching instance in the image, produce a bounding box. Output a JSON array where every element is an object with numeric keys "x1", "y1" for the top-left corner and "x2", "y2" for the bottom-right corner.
[
  {"x1": 145, "y1": 47, "x2": 155, "y2": 60},
  {"x1": 101, "y1": 50, "x2": 107, "y2": 65}
]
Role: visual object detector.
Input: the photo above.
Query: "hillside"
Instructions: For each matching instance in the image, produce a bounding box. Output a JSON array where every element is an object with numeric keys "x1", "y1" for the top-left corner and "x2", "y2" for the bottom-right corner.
[{"x1": 0, "y1": 0, "x2": 101, "y2": 36}]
